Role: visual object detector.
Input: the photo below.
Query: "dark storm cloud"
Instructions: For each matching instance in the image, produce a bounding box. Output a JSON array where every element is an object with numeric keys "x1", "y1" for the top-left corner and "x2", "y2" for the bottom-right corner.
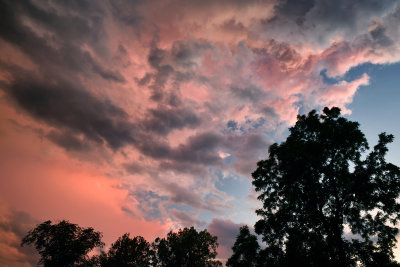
[
  {"x1": 148, "y1": 48, "x2": 168, "y2": 69},
  {"x1": 274, "y1": 0, "x2": 315, "y2": 25},
  {"x1": 5, "y1": 73, "x2": 135, "y2": 149},
  {"x1": 158, "y1": 160, "x2": 208, "y2": 175},
  {"x1": 146, "y1": 39, "x2": 213, "y2": 102},
  {"x1": 136, "y1": 132, "x2": 223, "y2": 166},
  {"x1": 273, "y1": 0, "x2": 396, "y2": 27},
  {"x1": 109, "y1": 0, "x2": 144, "y2": 27},
  {"x1": 137, "y1": 73, "x2": 153, "y2": 86},
  {"x1": 135, "y1": 136, "x2": 172, "y2": 159},
  {"x1": 46, "y1": 130, "x2": 91, "y2": 152},
  {"x1": 148, "y1": 54, "x2": 174, "y2": 101},
  {"x1": 143, "y1": 105, "x2": 201, "y2": 135},
  {"x1": 219, "y1": 18, "x2": 246, "y2": 34},
  {"x1": 265, "y1": 0, "x2": 398, "y2": 48},
  {"x1": 170, "y1": 132, "x2": 223, "y2": 164},
  {"x1": 92, "y1": 64, "x2": 126, "y2": 83},
  {"x1": 0, "y1": 0, "x2": 133, "y2": 150},
  {"x1": 124, "y1": 132, "x2": 225, "y2": 176},
  {"x1": 51, "y1": 0, "x2": 106, "y2": 17},
  {"x1": 125, "y1": 162, "x2": 146, "y2": 175},
  {"x1": 184, "y1": 132, "x2": 222, "y2": 152},
  {"x1": 230, "y1": 85, "x2": 265, "y2": 102},
  {"x1": 369, "y1": 22, "x2": 393, "y2": 47},
  {"x1": 130, "y1": 128, "x2": 271, "y2": 177},
  {"x1": 0, "y1": 0, "x2": 125, "y2": 82},
  {"x1": 0, "y1": 0, "x2": 225, "y2": 161},
  {"x1": 133, "y1": 129, "x2": 270, "y2": 176},
  {"x1": 171, "y1": 40, "x2": 213, "y2": 68},
  {"x1": 259, "y1": 106, "x2": 278, "y2": 118}
]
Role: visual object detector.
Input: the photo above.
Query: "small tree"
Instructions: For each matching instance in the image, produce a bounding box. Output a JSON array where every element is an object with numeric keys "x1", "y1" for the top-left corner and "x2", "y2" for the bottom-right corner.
[
  {"x1": 21, "y1": 220, "x2": 104, "y2": 267},
  {"x1": 152, "y1": 227, "x2": 222, "y2": 267},
  {"x1": 99, "y1": 233, "x2": 152, "y2": 267},
  {"x1": 252, "y1": 107, "x2": 400, "y2": 266},
  {"x1": 226, "y1": 225, "x2": 259, "y2": 267}
]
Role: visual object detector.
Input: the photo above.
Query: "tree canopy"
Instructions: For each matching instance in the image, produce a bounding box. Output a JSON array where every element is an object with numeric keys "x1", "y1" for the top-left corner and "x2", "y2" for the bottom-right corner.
[
  {"x1": 252, "y1": 107, "x2": 400, "y2": 266},
  {"x1": 22, "y1": 222, "x2": 222, "y2": 267},
  {"x1": 152, "y1": 227, "x2": 222, "y2": 267},
  {"x1": 99, "y1": 233, "x2": 152, "y2": 267},
  {"x1": 226, "y1": 225, "x2": 259, "y2": 267},
  {"x1": 21, "y1": 220, "x2": 104, "y2": 267}
]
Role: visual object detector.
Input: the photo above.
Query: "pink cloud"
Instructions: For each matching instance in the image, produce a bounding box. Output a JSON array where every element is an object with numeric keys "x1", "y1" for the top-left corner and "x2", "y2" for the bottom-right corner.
[
  {"x1": 1, "y1": 1, "x2": 400, "y2": 265},
  {"x1": 317, "y1": 73, "x2": 370, "y2": 114}
]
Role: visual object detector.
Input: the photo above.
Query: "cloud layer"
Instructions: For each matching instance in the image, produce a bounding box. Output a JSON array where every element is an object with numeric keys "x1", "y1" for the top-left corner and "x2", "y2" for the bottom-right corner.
[{"x1": 1, "y1": 0, "x2": 400, "y2": 263}]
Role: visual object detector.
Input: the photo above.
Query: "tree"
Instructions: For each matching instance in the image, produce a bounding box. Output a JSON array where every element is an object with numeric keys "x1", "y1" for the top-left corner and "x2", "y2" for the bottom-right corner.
[
  {"x1": 226, "y1": 225, "x2": 259, "y2": 267},
  {"x1": 21, "y1": 220, "x2": 104, "y2": 267},
  {"x1": 99, "y1": 233, "x2": 152, "y2": 267},
  {"x1": 252, "y1": 107, "x2": 400, "y2": 267},
  {"x1": 152, "y1": 227, "x2": 222, "y2": 267}
]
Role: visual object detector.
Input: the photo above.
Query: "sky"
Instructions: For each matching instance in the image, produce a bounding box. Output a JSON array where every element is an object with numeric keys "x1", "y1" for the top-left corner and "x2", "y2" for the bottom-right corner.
[{"x1": 0, "y1": 0, "x2": 400, "y2": 265}]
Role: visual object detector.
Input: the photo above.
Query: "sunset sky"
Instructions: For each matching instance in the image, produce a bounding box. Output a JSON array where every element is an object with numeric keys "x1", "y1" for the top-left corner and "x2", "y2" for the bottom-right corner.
[{"x1": 1, "y1": 0, "x2": 400, "y2": 265}]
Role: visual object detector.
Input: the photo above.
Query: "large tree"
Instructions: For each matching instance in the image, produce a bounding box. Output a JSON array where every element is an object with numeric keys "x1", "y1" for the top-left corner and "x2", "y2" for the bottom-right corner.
[
  {"x1": 99, "y1": 233, "x2": 152, "y2": 267},
  {"x1": 252, "y1": 107, "x2": 400, "y2": 266},
  {"x1": 21, "y1": 220, "x2": 104, "y2": 267},
  {"x1": 226, "y1": 225, "x2": 259, "y2": 267},
  {"x1": 152, "y1": 227, "x2": 222, "y2": 267}
]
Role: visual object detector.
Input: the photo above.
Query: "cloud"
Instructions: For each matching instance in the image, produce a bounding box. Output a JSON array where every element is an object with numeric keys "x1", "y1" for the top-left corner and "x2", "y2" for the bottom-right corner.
[
  {"x1": 169, "y1": 209, "x2": 206, "y2": 228},
  {"x1": 132, "y1": 131, "x2": 224, "y2": 171},
  {"x1": 126, "y1": 188, "x2": 169, "y2": 221},
  {"x1": 164, "y1": 182, "x2": 218, "y2": 211},
  {"x1": 0, "y1": 207, "x2": 39, "y2": 267},
  {"x1": 46, "y1": 130, "x2": 92, "y2": 152},
  {"x1": 208, "y1": 218, "x2": 245, "y2": 261},
  {"x1": 230, "y1": 84, "x2": 266, "y2": 103},
  {"x1": 4, "y1": 71, "x2": 135, "y2": 149},
  {"x1": 1, "y1": 0, "x2": 400, "y2": 263},
  {"x1": 0, "y1": 0, "x2": 123, "y2": 81},
  {"x1": 267, "y1": 0, "x2": 398, "y2": 48},
  {"x1": 317, "y1": 73, "x2": 370, "y2": 114},
  {"x1": 142, "y1": 105, "x2": 201, "y2": 135}
]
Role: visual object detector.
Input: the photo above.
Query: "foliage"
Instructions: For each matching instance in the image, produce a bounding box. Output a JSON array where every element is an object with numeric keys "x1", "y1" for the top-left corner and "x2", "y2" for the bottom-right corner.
[
  {"x1": 152, "y1": 226, "x2": 222, "y2": 267},
  {"x1": 21, "y1": 220, "x2": 104, "y2": 267},
  {"x1": 99, "y1": 233, "x2": 152, "y2": 267},
  {"x1": 226, "y1": 225, "x2": 259, "y2": 267},
  {"x1": 252, "y1": 107, "x2": 400, "y2": 266},
  {"x1": 22, "y1": 223, "x2": 223, "y2": 267}
]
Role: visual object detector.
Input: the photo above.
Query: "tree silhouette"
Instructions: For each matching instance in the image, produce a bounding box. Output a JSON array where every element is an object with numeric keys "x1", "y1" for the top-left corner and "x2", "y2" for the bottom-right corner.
[
  {"x1": 152, "y1": 227, "x2": 222, "y2": 267},
  {"x1": 22, "y1": 221, "x2": 225, "y2": 267},
  {"x1": 99, "y1": 233, "x2": 152, "y2": 266},
  {"x1": 252, "y1": 107, "x2": 400, "y2": 266},
  {"x1": 226, "y1": 225, "x2": 259, "y2": 267},
  {"x1": 21, "y1": 220, "x2": 104, "y2": 267}
]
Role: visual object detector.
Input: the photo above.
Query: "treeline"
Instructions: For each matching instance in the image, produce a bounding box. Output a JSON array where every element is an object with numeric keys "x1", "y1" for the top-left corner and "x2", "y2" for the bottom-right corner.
[
  {"x1": 22, "y1": 220, "x2": 222, "y2": 266},
  {"x1": 22, "y1": 107, "x2": 400, "y2": 267}
]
